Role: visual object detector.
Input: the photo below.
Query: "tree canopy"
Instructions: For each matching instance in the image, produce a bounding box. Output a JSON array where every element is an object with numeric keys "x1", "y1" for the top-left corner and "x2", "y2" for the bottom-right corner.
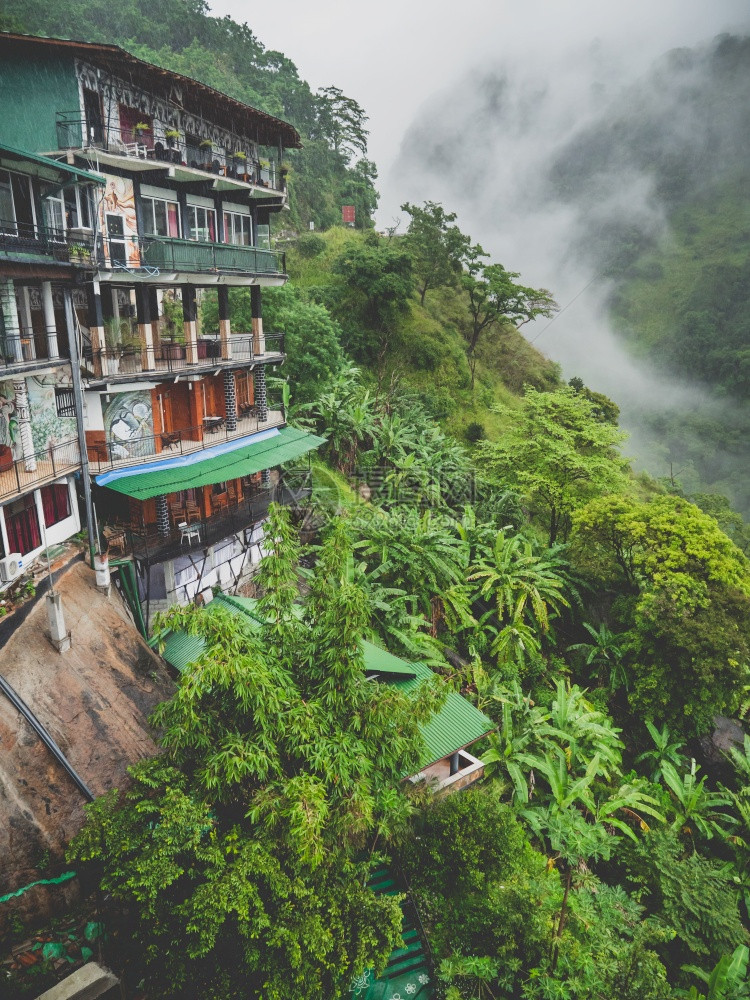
[{"x1": 68, "y1": 508, "x2": 443, "y2": 1000}]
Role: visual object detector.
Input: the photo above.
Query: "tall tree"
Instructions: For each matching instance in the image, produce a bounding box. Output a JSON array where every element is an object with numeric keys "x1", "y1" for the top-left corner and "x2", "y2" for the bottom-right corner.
[
  {"x1": 460, "y1": 243, "x2": 557, "y2": 385},
  {"x1": 400, "y1": 201, "x2": 470, "y2": 305},
  {"x1": 315, "y1": 85, "x2": 369, "y2": 161},
  {"x1": 475, "y1": 386, "x2": 630, "y2": 545}
]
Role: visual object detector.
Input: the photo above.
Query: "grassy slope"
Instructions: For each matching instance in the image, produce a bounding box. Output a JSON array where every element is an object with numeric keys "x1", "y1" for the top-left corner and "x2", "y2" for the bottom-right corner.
[{"x1": 285, "y1": 228, "x2": 559, "y2": 442}]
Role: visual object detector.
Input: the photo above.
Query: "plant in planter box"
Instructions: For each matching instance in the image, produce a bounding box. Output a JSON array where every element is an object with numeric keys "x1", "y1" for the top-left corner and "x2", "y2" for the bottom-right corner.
[
  {"x1": 199, "y1": 139, "x2": 213, "y2": 150},
  {"x1": 134, "y1": 122, "x2": 151, "y2": 135},
  {"x1": 164, "y1": 128, "x2": 180, "y2": 146}
]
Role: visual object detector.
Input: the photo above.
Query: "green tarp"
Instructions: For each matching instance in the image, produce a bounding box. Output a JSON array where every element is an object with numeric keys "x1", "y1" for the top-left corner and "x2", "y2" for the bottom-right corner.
[{"x1": 98, "y1": 426, "x2": 324, "y2": 500}]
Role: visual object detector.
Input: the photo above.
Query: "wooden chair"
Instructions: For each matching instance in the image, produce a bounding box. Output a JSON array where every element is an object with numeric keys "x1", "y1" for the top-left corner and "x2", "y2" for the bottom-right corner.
[
  {"x1": 227, "y1": 482, "x2": 238, "y2": 506},
  {"x1": 212, "y1": 492, "x2": 228, "y2": 514},
  {"x1": 185, "y1": 500, "x2": 201, "y2": 524},
  {"x1": 168, "y1": 501, "x2": 185, "y2": 527}
]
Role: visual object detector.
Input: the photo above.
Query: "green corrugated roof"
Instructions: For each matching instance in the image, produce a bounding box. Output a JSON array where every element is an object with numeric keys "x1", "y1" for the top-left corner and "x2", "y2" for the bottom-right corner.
[
  {"x1": 156, "y1": 594, "x2": 494, "y2": 769},
  {"x1": 100, "y1": 427, "x2": 324, "y2": 500},
  {"x1": 0, "y1": 142, "x2": 105, "y2": 184}
]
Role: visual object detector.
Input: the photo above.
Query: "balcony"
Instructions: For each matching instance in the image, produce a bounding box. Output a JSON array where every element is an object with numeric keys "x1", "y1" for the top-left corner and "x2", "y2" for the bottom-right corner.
[
  {"x1": 0, "y1": 218, "x2": 96, "y2": 269},
  {"x1": 82, "y1": 333, "x2": 284, "y2": 380},
  {"x1": 0, "y1": 439, "x2": 81, "y2": 502},
  {"x1": 96, "y1": 235, "x2": 285, "y2": 281},
  {"x1": 414, "y1": 750, "x2": 485, "y2": 795},
  {"x1": 55, "y1": 115, "x2": 286, "y2": 194},
  {"x1": 106, "y1": 477, "x2": 310, "y2": 565},
  {"x1": 139, "y1": 236, "x2": 285, "y2": 276},
  {"x1": 87, "y1": 408, "x2": 286, "y2": 473},
  {"x1": 0, "y1": 332, "x2": 72, "y2": 372}
]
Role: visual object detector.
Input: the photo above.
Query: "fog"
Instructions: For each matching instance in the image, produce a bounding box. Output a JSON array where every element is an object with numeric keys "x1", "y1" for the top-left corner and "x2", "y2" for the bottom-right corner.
[
  {"x1": 385, "y1": 14, "x2": 750, "y2": 495},
  {"x1": 207, "y1": 0, "x2": 750, "y2": 501}
]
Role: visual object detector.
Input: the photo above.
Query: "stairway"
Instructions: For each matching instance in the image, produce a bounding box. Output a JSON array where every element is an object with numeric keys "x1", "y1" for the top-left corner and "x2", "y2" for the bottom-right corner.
[{"x1": 350, "y1": 865, "x2": 433, "y2": 1000}]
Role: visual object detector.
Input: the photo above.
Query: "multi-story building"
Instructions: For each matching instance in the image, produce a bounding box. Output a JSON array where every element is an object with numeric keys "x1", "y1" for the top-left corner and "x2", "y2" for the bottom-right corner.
[
  {"x1": 0, "y1": 32, "x2": 323, "y2": 615},
  {"x1": 0, "y1": 143, "x2": 104, "y2": 589}
]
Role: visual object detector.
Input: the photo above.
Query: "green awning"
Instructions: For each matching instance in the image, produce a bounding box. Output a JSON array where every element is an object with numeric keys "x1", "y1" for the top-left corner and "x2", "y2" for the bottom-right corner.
[
  {"x1": 99, "y1": 427, "x2": 324, "y2": 500},
  {"x1": 0, "y1": 143, "x2": 105, "y2": 185}
]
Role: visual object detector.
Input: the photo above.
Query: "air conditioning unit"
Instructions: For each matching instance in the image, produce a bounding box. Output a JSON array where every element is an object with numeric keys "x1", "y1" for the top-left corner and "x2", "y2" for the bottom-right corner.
[{"x1": 0, "y1": 553, "x2": 23, "y2": 583}]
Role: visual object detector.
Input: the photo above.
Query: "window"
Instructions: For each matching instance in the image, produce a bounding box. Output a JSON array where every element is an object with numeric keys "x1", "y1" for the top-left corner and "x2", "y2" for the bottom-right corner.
[
  {"x1": 40, "y1": 483, "x2": 70, "y2": 527},
  {"x1": 0, "y1": 170, "x2": 36, "y2": 237},
  {"x1": 5, "y1": 494, "x2": 41, "y2": 555},
  {"x1": 256, "y1": 224, "x2": 270, "y2": 250},
  {"x1": 188, "y1": 205, "x2": 216, "y2": 242},
  {"x1": 0, "y1": 172, "x2": 15, "y2": 233},
  {"x1": 212, "y1": 481, "x2": 227, "y2": 495},
  {"x1": 54, "y1": 387, "x2": 76, "y2": 417},
  {"x1": 43, "y1": 189, "x2": 65, "y2": 235},
  {"x1": 142, "y1": 195, "x2": 180, "y2": 237},
  {"x1": 223, "y1": 210, "x2": 251, "y2": 246}
]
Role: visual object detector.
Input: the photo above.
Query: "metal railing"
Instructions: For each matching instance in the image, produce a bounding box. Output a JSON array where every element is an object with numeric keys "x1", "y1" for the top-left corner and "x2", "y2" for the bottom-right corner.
[
  {"x1": 0, "y1": 217, "x2": 96, "y2": 268},
  {"x1": 0, "y1": 333, "x2": 72, "y2": 370},
  {"x1": 56, "y1": 113, "x2": 284, "y2": 192},
  {"x1": 83, "y1": 333, "x2": 283, "y2": 379},
  {"x1": 0, "y1": 438, "x2": 81, "y2": 501},
  {"x1": 87, "y1": 408, "x2": 286, "y2": 472},
  {"x1": 133, "y1": 236, "x2": 285, "y2": 276},
  {"x1": 110, "y1": 478, "x2": 310, "y2": 564}
]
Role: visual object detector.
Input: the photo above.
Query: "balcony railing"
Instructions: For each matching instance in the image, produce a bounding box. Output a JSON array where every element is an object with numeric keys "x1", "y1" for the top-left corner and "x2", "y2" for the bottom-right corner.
[
  {"x1": 0, "y1": 333, "x2": 72, "y2": 370},
  {"x1": 83, "y1": 333, "x2": 284, "y2": 379},
  {"x1": 55, "y1": 114, "x2": 284, "y2": 192},
  {"x1": 0, "y1": 218, "x2": 96, "y2": 268},
  {"x1": 135, "y1": 236, "x2": 285, "y2": 276},
  {"x1": 106, "y1": 476, "x2": 311, "y2": 564},
  {"x1": 0, "y1": 438, "x2": 81, "y2": 501},
  {"x1": 87, "y1": 408, "x2": 286, "y2": 472}
]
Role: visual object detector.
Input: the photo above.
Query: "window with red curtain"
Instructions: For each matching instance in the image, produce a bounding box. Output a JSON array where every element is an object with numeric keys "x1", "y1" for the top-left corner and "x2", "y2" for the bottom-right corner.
[
  {"x1": 5, "y1": 494, "x2": 41, "y2": 555},
  {"x1": 41, "y1": 482, "x2": 70, "y2": 527},
  {"x1": 118, "y1": 106, "x2": 153, "y2": 147}
]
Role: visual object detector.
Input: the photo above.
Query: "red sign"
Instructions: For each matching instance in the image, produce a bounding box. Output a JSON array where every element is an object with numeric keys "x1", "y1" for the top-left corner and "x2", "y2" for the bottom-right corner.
[{"x1": 342, "y1": 205, "x2": 355, "y2": 225}]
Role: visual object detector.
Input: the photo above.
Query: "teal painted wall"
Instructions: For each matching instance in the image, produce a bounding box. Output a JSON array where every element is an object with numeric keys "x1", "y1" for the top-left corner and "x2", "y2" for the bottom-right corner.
[{"x1": 0, "y1": 51, "x2": 79, "y2": 153}]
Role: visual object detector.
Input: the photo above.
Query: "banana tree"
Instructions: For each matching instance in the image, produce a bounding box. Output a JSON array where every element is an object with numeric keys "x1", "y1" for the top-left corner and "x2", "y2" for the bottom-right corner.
[
  {"x1": 679, "y1": 945, "x2": 750, "y2": 999},
  {"x1": 661, "y1": 759, "x2": 735, "y2": 843}
]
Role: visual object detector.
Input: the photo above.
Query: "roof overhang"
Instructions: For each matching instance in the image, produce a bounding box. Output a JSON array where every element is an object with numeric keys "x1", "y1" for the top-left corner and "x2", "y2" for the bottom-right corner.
[
  {"x1": 0, "y1": 32, "x2": 302, "y2": 149},
  {"x1": 96, "y1": 425, "x2": 324, "y2": 500},
  {"x1": 0, "y1": 142, "x2": 105, "y2": 186}
]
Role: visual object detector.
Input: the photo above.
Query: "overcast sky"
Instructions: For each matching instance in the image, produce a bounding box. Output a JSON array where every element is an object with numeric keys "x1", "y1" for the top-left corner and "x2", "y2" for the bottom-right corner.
[{"x1": 207, "y1": 0, "x2": 749, "y2": 209}]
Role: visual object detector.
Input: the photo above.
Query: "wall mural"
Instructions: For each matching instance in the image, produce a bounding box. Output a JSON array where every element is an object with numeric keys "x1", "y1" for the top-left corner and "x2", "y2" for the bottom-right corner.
[
  {"x1": 0, "y1": 374, "x2": 76, "y2": 459},
  {"x1": 104, "y1": 391, "x2": 154, "y2": 460},
  {"x1": 99, "y1": 173, "x2": 139, "y2": 268}
]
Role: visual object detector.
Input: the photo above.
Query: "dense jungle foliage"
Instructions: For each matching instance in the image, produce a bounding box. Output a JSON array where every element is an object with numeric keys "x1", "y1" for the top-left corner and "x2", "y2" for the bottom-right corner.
[
  {"x1": 6, "y1": 4, "x2": 750, "y2": 997},
  {"x1": 68, "y1": 200, "x2": 750, "y2": 999}
]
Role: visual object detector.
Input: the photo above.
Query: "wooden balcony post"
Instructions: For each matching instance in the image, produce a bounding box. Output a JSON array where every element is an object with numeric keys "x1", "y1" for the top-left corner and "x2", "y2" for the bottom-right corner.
[
  {"x1": 218, "y1": 285, "x2": 231, "y2": 360},
  {"x1": 250, "y1": 285, "x2": 264, "y2": 355},
  {"x1": 86, "y1": 279, "x2": 105, "y2": 377},
  {"x1": 42, "y1": 281, "x2": 60, "y2": 359},
  {"x1": 135, "y1": 285, "x2": 155, "y2": 370},
  {"x1": 182, "y1": 285, "x2": 198, "y2": 364}
]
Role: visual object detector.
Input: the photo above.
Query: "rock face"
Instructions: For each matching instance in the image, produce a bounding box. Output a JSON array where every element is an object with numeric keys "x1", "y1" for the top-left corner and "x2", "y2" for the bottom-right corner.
[{"x1": 0, "y1": 560, "x2": 174, "y2": 931}]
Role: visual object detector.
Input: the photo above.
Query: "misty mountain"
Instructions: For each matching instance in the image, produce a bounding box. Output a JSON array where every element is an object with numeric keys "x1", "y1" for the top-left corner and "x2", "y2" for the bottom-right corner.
[{"x1": 393, "y1": 32, "x2": 750, "y2": 512}]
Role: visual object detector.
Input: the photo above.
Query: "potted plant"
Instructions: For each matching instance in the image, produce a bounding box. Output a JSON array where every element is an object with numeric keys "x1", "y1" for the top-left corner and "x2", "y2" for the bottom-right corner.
[
  {"x1": 199, "y1": 139, "x2": 213, "y2": 151},
  {"x1": 134, "y1": 122, "x2": 151, "y2": 136},
  {"x1": 164, "y1": 128, "x2": 180, "y2": 147}
]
